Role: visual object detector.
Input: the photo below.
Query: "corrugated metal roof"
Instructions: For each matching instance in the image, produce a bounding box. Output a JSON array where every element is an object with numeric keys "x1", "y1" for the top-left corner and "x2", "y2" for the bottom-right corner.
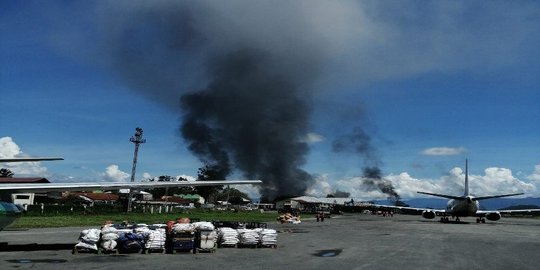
[
  {"x1": 0, "y1": 177, "x2": 50, "y2": 183},
  {"x1": 160, "y1": 196, "x2": 191, "y2": 204},
  {"x1": 75, "y1": 192, "x2": 119, "y2": 201},
  {"x1": 279, "y1": 196, "x2": 364, "y2": 205}
]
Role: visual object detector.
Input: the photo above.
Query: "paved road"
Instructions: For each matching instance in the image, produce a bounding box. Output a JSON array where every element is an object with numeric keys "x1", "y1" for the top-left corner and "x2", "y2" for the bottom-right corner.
[{"x1": 1, "y1": 214, "x2": 540, "y2": 270}]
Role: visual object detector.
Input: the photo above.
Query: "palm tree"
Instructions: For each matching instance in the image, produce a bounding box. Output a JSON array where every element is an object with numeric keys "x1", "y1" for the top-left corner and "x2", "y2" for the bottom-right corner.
[{"x1": 0, "y1": 168, "x2": 14, "y2": 178}]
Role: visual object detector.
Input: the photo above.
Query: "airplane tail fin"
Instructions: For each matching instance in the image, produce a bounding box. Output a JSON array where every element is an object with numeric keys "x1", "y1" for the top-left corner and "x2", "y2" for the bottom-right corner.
[{"x1": 464, "y1": 159, "x2": 470, "y2": 197}]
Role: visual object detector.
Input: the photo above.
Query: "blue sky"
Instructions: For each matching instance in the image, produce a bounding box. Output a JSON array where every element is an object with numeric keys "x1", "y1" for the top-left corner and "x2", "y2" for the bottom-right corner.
[{"x1": 1, "y1": 1, "x2": 540, "y2": 199}]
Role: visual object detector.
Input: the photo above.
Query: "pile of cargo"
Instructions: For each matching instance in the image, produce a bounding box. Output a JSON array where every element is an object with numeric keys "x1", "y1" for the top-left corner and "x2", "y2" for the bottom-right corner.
[
  {"x1": 257, "y1": 228, "x2": 278, "y2": 247},
  {"x1": 74, "y1": 228, "x2": 100, "y2": 252},
  {"x1": 277, "y1": 213, "x2": 301, "y2": 224},
  {"x1": 217, "y1": 227, "x2": 239, "y2": 247},
  {"x1": 237, "y1": 228, "x2": 260, "y2": 247},
  {"x1": 73, "y1": 219, "x2": 277, "y2": 254}
]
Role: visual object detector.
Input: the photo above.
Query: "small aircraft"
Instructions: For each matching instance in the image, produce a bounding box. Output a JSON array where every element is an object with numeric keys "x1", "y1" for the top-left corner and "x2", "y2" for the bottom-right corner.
[
  {"x1": 0, "y1": 157, "x2": 262, "y2": 231},
  {"x1": 374, "y1": 160, "x2": 540, "y2": 223}
]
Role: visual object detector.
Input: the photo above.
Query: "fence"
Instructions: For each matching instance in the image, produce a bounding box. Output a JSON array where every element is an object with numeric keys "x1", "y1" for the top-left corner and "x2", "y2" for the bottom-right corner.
[{"x1": 24, "y1": 203, "x2": 189, "y2": 216}]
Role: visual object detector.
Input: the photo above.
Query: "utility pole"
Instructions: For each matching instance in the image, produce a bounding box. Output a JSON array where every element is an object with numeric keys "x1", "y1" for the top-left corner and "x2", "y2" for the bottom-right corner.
[{"x1": 127, "y1": 127, "x2": 146, "y2": 212}]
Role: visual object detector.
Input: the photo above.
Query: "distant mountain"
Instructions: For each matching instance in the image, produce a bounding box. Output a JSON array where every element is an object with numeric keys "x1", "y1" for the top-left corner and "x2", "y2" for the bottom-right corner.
[
  {"x1": 374, "y1": 197, "x2": 540, "y2": 210},
  {"x1": 499, "y1": 205, "x2": 540, "y2": 210}
]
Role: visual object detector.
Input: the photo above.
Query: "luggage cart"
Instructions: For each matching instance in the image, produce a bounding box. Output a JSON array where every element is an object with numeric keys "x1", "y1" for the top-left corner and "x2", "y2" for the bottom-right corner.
[
  {"x1": 142, "y1": 229, "x2": 166, "y2": 254},
  {"x1": 167, "y1": 231, "x2": 196, "y2": 254},
  {"x1": 196, "y1": 229, "x2": 217, "y2": 253}
]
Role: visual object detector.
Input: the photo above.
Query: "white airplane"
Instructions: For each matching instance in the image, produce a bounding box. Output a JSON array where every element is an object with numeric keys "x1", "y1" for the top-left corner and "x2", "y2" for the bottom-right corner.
[
  {"x1": 375, "y1": 160, "x2": 540, "y2": 223},
  {"x1": 0, "y1": 157, "x2": 262, "y2": 231}
]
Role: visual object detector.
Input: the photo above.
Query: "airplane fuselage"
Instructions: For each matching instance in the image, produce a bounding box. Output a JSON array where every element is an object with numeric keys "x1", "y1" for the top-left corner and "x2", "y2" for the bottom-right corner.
[
  {"x1": 446, "y1": 196, "x2": 479, "y2": 217},
  {"x1": 0, "y1": 201, "x2": 24, "y2": 231}
]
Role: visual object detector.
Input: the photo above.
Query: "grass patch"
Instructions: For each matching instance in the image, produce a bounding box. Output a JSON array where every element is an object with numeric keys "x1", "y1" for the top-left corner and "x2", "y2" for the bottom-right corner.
[{"x1": 10, "y1": 210, "x2": 277, "y2": 229}]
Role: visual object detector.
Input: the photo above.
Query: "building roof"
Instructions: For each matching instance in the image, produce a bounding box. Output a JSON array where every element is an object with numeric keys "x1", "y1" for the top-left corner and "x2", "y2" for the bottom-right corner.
[
  {"x1": 74, "y1": 192, "x2": 119, "y2": 201},
  {"x1": 0, "y1": 177, "x2": 50, "y2": 183},
  {"x1": 160, "y1": 196, "x2": 191, "y2": 204},
  {"x1": 278, "y1": 196, "x2": 366, "y2": 205},
  {"x1": 177, "y1": 194, "x2": 202, "y2": 200}
]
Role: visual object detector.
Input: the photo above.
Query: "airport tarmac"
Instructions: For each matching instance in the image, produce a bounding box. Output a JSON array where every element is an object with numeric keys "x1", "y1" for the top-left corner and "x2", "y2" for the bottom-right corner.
[{"x1": 1, "y1": 214, "x2": 539, "y2": 270}]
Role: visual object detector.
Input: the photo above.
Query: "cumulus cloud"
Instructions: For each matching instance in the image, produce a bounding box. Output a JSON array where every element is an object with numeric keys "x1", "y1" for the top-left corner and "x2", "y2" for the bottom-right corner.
[
  {"x1": 142, "y1": 172, "x2": 152, "y2": 180},
  {"x1": 470, "y1": 167, "x2": 535, "y2": 196},
  {"x1": 0, "y1": 137, "x2": 50, "y2": 177},
  {"x1": 102, "y1": 164, "x2": 130, "y2": 182},
  {"x1": 235, "y1": 184, "x2": 261, "y2": 201},
  {"x1": 176, "y1": 174, "x2": 196, "y2": 181},
  {"x1": 306, "y1": 165, "x2": 538, "y2": 199},
  {"x1": 527, "y1": 165, "x2": 540, "y2": 182},
  {"x1": 305, "y1": 174, "x2": 334, "y2": 197},
  {"x1": 421, "y1": 147, "x2": 467, "y2": 156},
  {"x1": 0, "y1": 137, "x2": 21, "y2": 158}
]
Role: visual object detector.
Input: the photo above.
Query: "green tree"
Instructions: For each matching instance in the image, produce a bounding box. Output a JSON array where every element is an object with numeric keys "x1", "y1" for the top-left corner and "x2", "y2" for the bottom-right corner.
[
  {"x1": 147, "y1": 175, "x2": 194, "y2": 199},
  {"x1": 215, "y1": 187, "x2": 251, "y2": 204},
  {"x1": 0, "y1": 168, "x2": 14, "y2": 178},
  {"x1": 195, "y1": 165, "x2": 226, "y2": 203}
]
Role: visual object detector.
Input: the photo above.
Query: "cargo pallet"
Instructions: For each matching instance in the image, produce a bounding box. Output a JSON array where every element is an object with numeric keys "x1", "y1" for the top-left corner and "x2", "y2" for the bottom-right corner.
[
  {"x1": 72, "y1": 246, "x2": 99, "y2": 254},
  {"x1": 143, "y1": 248, "x2": 166, "y2": 254},
  {"x1": 166, "y1": 231, "x2": 197, "y2": 254}
]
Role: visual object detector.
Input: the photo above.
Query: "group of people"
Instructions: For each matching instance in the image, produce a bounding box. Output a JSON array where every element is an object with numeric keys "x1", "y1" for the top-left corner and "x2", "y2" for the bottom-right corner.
[{"x1": 315, "y1": 212, "x2": 325, "y2": 222}]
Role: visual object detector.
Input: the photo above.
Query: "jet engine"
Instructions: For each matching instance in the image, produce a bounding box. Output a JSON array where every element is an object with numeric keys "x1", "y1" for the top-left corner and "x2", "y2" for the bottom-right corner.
[
  {"x1": 485, "y1": 212, "x2": 501, "y2": 221},
  {"x1": 422, "y1": 210, "x2": 436, "y2": 219}
]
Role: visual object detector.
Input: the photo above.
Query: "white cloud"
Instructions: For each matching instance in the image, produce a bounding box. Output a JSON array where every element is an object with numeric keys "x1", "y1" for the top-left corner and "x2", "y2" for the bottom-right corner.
[
  {"x1": 176, "y1": 174, "x2": 196, "y2": 181},
  {"x1": 527, "y1": 165, "x2": 540, "y2": 182},
  {"x1": 305, "y1": 174, "x2": 334, "y2": 197},
  {"x1": 0, "y1": 137, "x2": 21, "y2": 158},
  {"x1": 307, "y1": 165, "x2": 538, "y2": 200},
  {"x1": 102, "y1": 164, "x2": 130, "y2": 182},
  {"x1": 0, "y1": 137, "x2": 50, "y2": 177},
  {"x1": 142, "y1": 172, "x2": 152, "y2": 181},
  {"x1": 303, "y1": 132, "x2": 325, "y2": 143},
  {"x1": 421, "y1": 147, "x2": 467, "y2": 156},
  {"x1": 235, "y1": 185, "x2": 261, "y2": 201},
  {"x1": 471, "y1": 167, "x2": 536, "y2": 196}
]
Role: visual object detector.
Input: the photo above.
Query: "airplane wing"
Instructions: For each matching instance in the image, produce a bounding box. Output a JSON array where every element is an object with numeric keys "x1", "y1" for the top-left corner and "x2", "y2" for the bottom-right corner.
[
  {"x1": 476, "y1": 209, "x2": 540, "y2": 216},
  {"x1": 0, "y1": 157, "x2": 64, "y2": 162},
  {"x1": 370, "y1": 204, "x2": 446, "y2": 215},
  {"x1": 473, "y1": 193, "x2": 524, "y2": 201},
  {"x1": 0, "y1": 180, "x2": 262, "y2": 193},
  {"x1": 417, "y1": 191, "x2": 463, "y2": 200}
]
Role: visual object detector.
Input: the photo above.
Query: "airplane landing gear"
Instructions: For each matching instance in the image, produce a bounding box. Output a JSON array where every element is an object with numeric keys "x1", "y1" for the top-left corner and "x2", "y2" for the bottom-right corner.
[
  {"x1": 440, "y1": 217, "x2": 449, "y2": 223},
  {"x1": 476, "y1": 218, "x2": 486, "y2": 223}
]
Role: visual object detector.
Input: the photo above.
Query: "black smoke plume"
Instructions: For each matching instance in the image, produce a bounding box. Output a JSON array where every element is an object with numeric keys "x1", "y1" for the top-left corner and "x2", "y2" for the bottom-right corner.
[
  {"x1": 99, "y1": 2, "x2": 325, "y2": 200},
  {"x1": 333, "y1": 128, "x2": 400, "y2": 201},
  {"x1": 180, "y1": 50, "x2": 314, "y2": 199},
  {"x1": 362, "y1": 167, "x2": 400, "y2": 203}
]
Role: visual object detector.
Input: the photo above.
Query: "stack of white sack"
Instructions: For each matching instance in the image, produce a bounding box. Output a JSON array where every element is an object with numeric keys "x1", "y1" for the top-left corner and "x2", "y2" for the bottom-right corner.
[
  {"x1": 134, "y1": 225, "x2": 151, "y2": 237},
  {"x1": 218, "y1": 227, "x2": 239, "y2": 246},
  {"x1": 101, "y1": 225, "x2": 119, "y2": 251},
  {"x1": 115, "y1": 227, "x2": 134, "y2": 234},
  {"x1": 172, "y1": 223, "x2": 196, "y2": 233},
  {"x1": 198, "y1": 229, "x2": 218, "y2": 248},
  {"x1": 237, "y1": 228, "x2": 260, "y2": 246},
  {"x1": 145, "y1": 229, "x2": 166, "y2": 250},
  {"x1": 75, "y1": 228, "x2": 101, "y2": 251},
  {"x1": 192, "y1": 221, "x2": 215, "y2": 231},
  {"x1": 255, "y1": 228, "x2": 277, "y2": 246}
]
